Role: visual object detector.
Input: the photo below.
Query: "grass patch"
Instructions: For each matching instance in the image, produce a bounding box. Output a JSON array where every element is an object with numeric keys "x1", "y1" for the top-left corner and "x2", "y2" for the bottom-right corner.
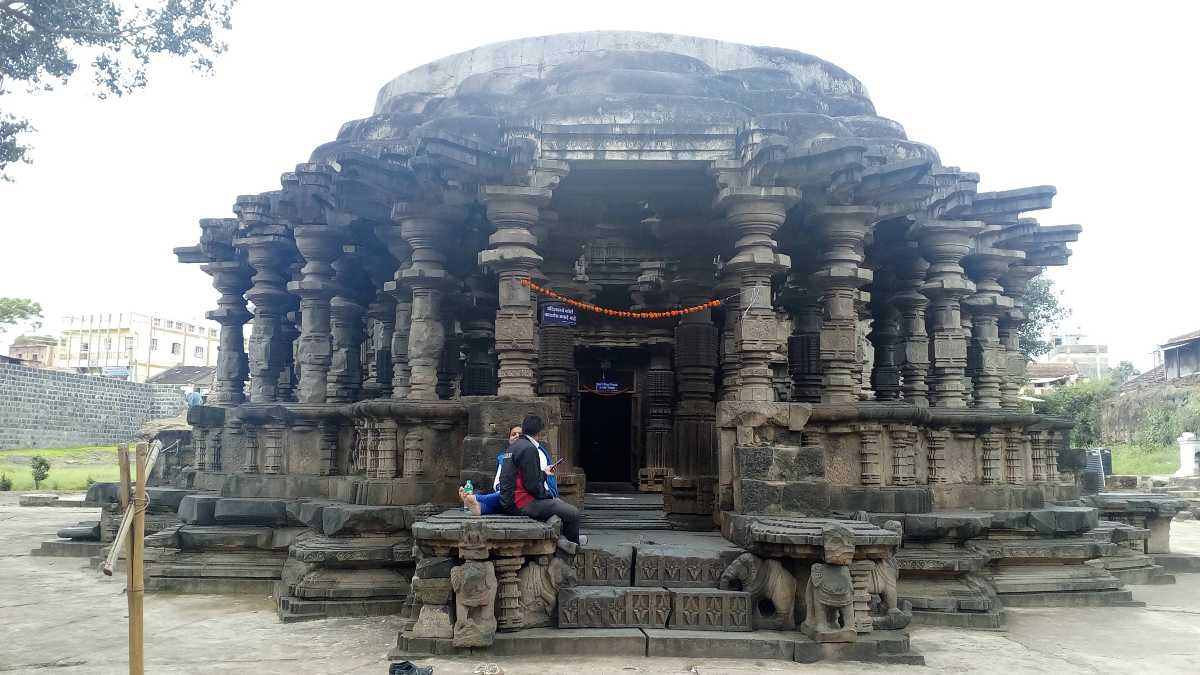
[
  {"x1": 0, "y1": 445, "x2": 123, "y2": 492},
  {"x1": 1110, "y1": 443, "x2": 1179, "y2": 476}
]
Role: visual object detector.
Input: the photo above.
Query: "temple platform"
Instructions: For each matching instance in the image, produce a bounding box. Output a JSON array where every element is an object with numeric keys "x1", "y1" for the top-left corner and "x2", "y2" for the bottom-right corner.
[{"x1": 392, "y1": 627, "x2": 922, "y2": 665}]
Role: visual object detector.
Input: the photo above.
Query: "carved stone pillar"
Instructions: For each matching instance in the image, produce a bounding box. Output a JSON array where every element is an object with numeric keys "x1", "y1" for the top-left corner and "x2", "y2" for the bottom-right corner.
[
  {"x1": 318, "y1": 420, "x2": 338, "y2": 476},
  {"x1": 666, "y1": 274, "x2": 719, "y2": 527},
  {"x1": 858, "y1": 423, "x2": 883, "y2": 486},
  {"x1": 890, "y1": 425, "x2": 917, "y2": 486},
  {"x1": 289, "y1": 224, "x2": 340, "y2": 403},
  {"x1": 961, "y1": 310, "x2": 976, "y2": 404},
  {"x1": 641, "y1": 339, "x2": 675, "y2": 492},
  {"x1": 397, "y1": 203, "x2": 459, "y2": 400},
  {"x1": 780, "y1": 270, "x2": 823, "y2": 403},
  {"x1": 868, "y1": 266, "x2": 901, "y2": 401},
  {"x1": 328, "y1": 248, "x2": 368, "y2": 403},
  {"x1": 276, "y1": 308, "x2": 300, "y2": 402},
  {"x1": 202, "y1": 259, "x2": 253, "y2": 406},
  {"x1": 892, "y1": 245, "x2": 931, "y2": 406},
  {"x1": 811, "y1": 206, "x2": 876, "y2": 404},
  {"x1": 537, "y1": 299, "x2": 578, "y2": 464},
  {"x1": 1030, "y1": 431, "x2": 1046, "y2": 483},
  {"x1": 911, "y1": 219, "x2": 983, "y2": 408},
  {"x1": 1005, "y1": 427, "x2": 1025, "y2": 484},
  {"x1": 378, "y1": 226, "x2": 414, "y2": 400},
  {"x1": 716, "y1": 274, "x2": 741, "y2": 402},
  {"x1": 366, "y1": 296, "x2": 397, "y2": 398},
  {"x1": 494, "y1": 555, "x2": 524, "y2": 633},
  {"x1": 964, "y1": 247, "x2": 1023, "y2": 409},
  {"x1": 1000, "y1": 265, "x2": 1040, "y2": 410},
  {"x1": 981, "y1": 430, "x2": 1002, "y2": 485},
  {"x1": 480, "y1": 186, "x2": 549, "y2": 398},
  {"x1": 236, "y1": 230, "x2": 292, "y2": 404},
  {"x1": 718, "y1": 188, "x2": 797, "y2": 402},
  {"x1": 927, "y1": 428, "x2": 948, "y2": 484},
  {"x1": 436, "y1": 324, "x2": 461, "y2": 400}
]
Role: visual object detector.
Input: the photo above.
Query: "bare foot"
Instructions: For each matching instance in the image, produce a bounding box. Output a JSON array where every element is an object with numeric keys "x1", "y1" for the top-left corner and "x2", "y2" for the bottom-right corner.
[{"x1": 458, "y1": 487, "x2": 481, "y2": 516}]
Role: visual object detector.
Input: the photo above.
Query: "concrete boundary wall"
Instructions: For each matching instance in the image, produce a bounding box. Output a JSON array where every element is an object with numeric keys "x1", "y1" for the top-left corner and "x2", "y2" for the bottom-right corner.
[{"x1": 0, "y1": 362, "x2": 185, "y2": 450}]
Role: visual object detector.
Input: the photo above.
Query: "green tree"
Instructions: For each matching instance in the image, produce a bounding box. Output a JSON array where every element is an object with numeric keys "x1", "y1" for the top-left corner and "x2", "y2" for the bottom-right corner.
[
  {"x1": 0, "y1": 0, "x2": 236, "y2": 179},
  {"x1": 0, "y1": 296, "x2": 42, "y2": 333},
  {"x1": 1035, "y1": 377, "x2": 1115, "y2": 447},
  {"x1": 29, "y1": 455, "x2": 49, "y2": 489},
  {"x1": 1019, "y1": 275, "x2": 1071, "y2": 359},
  {"x1": 1111, "y1": 360, "x2": 1140, "y2": 385}
]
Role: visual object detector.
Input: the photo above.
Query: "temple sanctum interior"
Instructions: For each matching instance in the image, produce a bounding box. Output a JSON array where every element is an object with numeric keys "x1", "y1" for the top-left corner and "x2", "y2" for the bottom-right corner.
[{"x1": 68, "y1": 30, "x2": 1189, "y2": 662}]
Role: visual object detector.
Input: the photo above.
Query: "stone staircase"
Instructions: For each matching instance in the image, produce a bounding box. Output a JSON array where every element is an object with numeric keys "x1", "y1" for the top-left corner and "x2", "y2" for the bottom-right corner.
[{"x1": 581, "y1": 493, "x2": 670, "y2": 531}]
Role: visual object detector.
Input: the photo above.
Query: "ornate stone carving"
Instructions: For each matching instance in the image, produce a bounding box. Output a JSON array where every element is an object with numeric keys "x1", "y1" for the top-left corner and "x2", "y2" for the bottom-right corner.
[
  {"x1": 402, "y1": 427, "x2": 425, "y2": 477},
  {"x1": 802, "y1": 562, "x2": 856, "y2": 642},
  {"x1": 927, "y1": 428, "x2": 948, "y2": 484},
  {"x1": 718, "y1": 552, "x2": 797, "y2": 630},
  {"x1": 518, "y1": 555, "x2": 576, "y2": 628},
  {"x1": 450, "y1": 561, "x2": 498, "y2": 647},
  {"x1": 810, "y1": 206, "x2": 876, "y2": 404}
]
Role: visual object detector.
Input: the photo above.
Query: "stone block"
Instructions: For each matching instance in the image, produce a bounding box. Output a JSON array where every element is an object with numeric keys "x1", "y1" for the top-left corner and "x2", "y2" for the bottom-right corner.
[
  {"x1": 558, "y1": 586, "x2": 670, "y2": 628},
  {"x1": 572, "y1": 543, "x2": 634, "y2": 586},
  {"x1": 177, "y1": 526, "x2": 274, "y2": 551},
  {"x1": 410, "y1": 604, "x2": 454, "y2": 639},
  {"x1": 289, "y1": 534, "x2": 409, "y2": 565},
  {"x1": 413, "y1": 577, "x2": 452, "y2": 605},
  {"x1": 903, "y1": 512, "x2": 990, "y2": 541},
  {"x1": 667, "y1": 589, "x2": 752, "y2": 631},
  {"x1": 415, "y1": 556, "x2": 455, "y2": 579},
  {"x1": 321, "y1": 504, "x2": 412, "y2": 536},
  {"x1": 85, "y1": 482, "x2": 122, "y2": 505},
  {"x1": 56, "y1": 522, "x2": 101, "y2": 540},
  {"x1": 213, "y1": 498, "x2": 290, "y2": 526},
  {"x1": 294, "y1": 568, "x2": 410, "y2": 600},
  {"x1": 634, "y1": 544, "x2": 741, "y2": 588},
  {"x1": 147, "y1": 487, "x2": 198, "y2": 512},
  {"x1": 644, "y1": 629, "x2": 794, "y2": 660},
  {"x1": 178, "y1": 494, "x2": 221, "y2": 525},
  {"x1": 830, "y1": 486, "x2": 931, "y2": 514},
  {"x1": 735, "y1": 446, "x2": 826, "y2": 482},
  {"x1": 287, "y1": 500, "x2": 338, "y2": 529},
  {"x1": 486, "y1": 628, "x2": 647, "y2": 657},
  {"x1": 18, "y1": 494, "x2": 58, "y2": 507}
]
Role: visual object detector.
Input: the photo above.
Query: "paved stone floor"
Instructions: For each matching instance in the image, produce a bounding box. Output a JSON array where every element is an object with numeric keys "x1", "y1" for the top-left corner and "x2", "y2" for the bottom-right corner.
[{"x1": 3, "y1": 492, "x2": 1200, "y2": 674}]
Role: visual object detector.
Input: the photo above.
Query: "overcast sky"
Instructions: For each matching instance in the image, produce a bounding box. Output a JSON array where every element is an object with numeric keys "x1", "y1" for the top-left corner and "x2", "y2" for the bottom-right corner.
[{"x1": 1, "y1": 1, "x2": 1195, "y2": 370}]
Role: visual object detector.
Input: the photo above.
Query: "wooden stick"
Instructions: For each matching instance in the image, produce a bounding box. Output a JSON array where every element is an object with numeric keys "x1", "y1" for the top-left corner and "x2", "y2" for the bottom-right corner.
[
  {"x1": 117, "y1": 444, "x2": 133, "y2": 589},
  {"x1": 101, "y1": 441, "x2": 169, "y2": 576},
  {"x1": 130, "y1": 441, "x2": 147, "y2": 675}
]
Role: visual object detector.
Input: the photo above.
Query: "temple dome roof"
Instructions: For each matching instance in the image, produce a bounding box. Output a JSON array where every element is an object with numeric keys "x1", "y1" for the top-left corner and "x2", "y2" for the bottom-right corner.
[{"x1": 373, "y1": 31, "x2": 877, "y2": 120}]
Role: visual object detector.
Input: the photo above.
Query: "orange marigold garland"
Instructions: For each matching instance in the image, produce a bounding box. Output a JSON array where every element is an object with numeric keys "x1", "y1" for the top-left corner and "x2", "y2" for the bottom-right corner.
[{"x1": 521, "y1": 279, "x2": 720, "y2": 319}]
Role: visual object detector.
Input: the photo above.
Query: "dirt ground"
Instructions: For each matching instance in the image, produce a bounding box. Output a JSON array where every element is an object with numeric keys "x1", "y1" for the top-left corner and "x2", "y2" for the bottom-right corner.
[{"x1": 2, "y1": 492, "x2": 1199, "y2": 675}]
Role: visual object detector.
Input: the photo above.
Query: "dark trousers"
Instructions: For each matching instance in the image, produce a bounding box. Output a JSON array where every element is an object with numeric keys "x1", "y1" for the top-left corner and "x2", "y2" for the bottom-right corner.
[{"x1": 519, "y1": 497, "x2": 582, "y2": 543}]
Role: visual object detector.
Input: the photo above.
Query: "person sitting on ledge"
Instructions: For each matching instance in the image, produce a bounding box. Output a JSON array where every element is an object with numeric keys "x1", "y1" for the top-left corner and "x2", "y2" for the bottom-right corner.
[
  {"x1": 460, "y1": 425, "x2": 523, "y2": 516},
  {"x1": 497, "y1": 414, "x2": 583, "y2": 544}
]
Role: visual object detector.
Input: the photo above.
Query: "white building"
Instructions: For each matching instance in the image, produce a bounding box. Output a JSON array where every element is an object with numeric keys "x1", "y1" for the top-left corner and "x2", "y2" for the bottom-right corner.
[
  {"x1": 55, "y1": 312, "x2": 220, "y2": 382},
  {"x1": 1046, "y1": 333, "x2": 1109, "y2": 380}
]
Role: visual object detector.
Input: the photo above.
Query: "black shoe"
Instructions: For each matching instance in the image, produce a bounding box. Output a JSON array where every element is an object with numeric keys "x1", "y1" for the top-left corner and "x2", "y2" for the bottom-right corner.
[{"x1": 390, "y1": 661, "x2": 434, "y2": 675}]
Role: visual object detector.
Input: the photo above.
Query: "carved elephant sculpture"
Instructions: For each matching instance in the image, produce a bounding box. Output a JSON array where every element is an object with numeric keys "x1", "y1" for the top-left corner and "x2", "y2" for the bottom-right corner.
[
  {"x1": 801, "y1": 562, "x2": 856, "y2": 643},
  {"x1": 719, "y1": 552, "x2": 797, "y2": 629}
]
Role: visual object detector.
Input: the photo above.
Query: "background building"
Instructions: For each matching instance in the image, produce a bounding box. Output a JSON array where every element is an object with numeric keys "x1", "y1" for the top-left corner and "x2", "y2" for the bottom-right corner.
[
  {"x1": 1045, "y1": 333, "x2": 1110, "y2": 380},
  {"x1": 54, "y1": 312, "x2": 220, "y2": 382},
  {"x1": 6, "y1": 334, "x2": 58, "y2": 368}
]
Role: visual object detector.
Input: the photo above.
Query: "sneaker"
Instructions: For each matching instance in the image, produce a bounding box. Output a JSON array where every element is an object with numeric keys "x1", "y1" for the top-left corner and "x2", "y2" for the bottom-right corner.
[{"x1": 578, "y1": 534, "x2": 589, "y2": 546}]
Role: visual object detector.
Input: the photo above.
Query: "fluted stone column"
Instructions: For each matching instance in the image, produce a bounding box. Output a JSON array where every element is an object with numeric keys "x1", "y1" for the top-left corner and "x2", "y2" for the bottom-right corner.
[
  {"x1": 718, "y1": 187, "x2": 797, "y2": 402},
  {"x1": 202, "y1": 259, "x2": 252, "y2": 405},
  {"x1": 236, "y1": 228, "x2": 293, "y2": 403},
  {"x1": 911, "y1": 219, "x2": 983, "y2": 408},
  {"x1": 715, "y1": 273, "x2": 741, "y2": 402},
  {"x1": 365, "y1": 295, "x2": 397, "y2": 398},
  {"x1": 328, "y1": 249, "x2": 369, "y2": 401},
  {"x1": 378, "y1": 227, "x2": 413, "y2": 399},
  {"x1": 641, "y1": 338, "x2": 675, "y2": 492},
  {"x1": 892, "y1": 244, "x2": 931, "y2": 406},
  {"x1": 289, "y1": 223, "x2": 341, "y2": 403},
  {"x1": 396, "y1": 203, "x2": 459, "y2": 400},
  {"x1": 868, "y1": 266, "x2": 902, "y2": 401},
  {"x1": 811, "y1": 206, "x2": 876, "y2": 404},
  {"x1": 479, "y1": 186, "x2": 549, "y2": 398},
  {"x1": 1000, "y1": 265, "x2": 1040, "y2": 410},
  {"x1": 964, "y1": 247, "x2": 1023, "y2": 409}
]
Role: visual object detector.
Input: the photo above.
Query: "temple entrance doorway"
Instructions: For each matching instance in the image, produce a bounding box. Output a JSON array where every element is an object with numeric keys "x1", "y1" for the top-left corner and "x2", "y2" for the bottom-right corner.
[{"x1": 579, "y1": 391, "x2": 635, "y2": 490}]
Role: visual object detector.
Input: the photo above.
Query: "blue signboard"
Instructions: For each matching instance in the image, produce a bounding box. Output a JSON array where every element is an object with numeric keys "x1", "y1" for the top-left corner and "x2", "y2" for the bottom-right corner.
[
  {"x1": 595, "y1": 381, "x2": 620, "y2": 393},
  {"x1": 541, "y1": 303, "x2": 577, "y2": 327}
]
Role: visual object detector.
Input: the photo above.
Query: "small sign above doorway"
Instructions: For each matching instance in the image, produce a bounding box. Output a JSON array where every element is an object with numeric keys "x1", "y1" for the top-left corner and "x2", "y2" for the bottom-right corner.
[{"x1": 541, "y1": 302, "x2": 577, "y2": 327}]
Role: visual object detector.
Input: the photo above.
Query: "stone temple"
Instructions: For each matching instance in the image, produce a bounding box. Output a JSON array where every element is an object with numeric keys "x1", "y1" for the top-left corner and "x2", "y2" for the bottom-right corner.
[{"x1": 143, "y1": 31, "x2": 1185, "y2": 662}]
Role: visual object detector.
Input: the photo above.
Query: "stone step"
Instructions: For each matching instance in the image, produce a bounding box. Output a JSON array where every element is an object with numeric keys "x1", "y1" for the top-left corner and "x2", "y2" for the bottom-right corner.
[
  {"x1": 999, "y1": 589, "x2": 1142, "y2": 608},
  {"x1": 144, "y1": 576, "x2": 276, "y2": 594},
  {"x1": 992, "y1": 571, "x2": 1122, "y2": 594},
  {"x1": 392, "y1": 628, "x2": 924, "y2": 665},
  {"x1": 31, "y1": 539, "x2": 104, "y2": 558},
  {"x1": 1150, "y1": 552, "x2": 1200, "y2": 573},
  {"x1": 277, "y1": 595, "x2": 407, "y2": 623}
]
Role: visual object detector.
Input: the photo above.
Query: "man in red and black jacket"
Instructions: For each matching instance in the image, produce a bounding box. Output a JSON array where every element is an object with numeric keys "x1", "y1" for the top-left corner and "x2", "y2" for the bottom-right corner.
[{"x1": 497, "y1": 414, "x2": 583, "y2": 544}]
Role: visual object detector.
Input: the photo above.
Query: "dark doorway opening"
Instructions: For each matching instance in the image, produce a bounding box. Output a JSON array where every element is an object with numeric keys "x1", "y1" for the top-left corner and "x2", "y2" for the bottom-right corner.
[{"x1": 579, "y1": 392, "x2": 634, "y2": 486}]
